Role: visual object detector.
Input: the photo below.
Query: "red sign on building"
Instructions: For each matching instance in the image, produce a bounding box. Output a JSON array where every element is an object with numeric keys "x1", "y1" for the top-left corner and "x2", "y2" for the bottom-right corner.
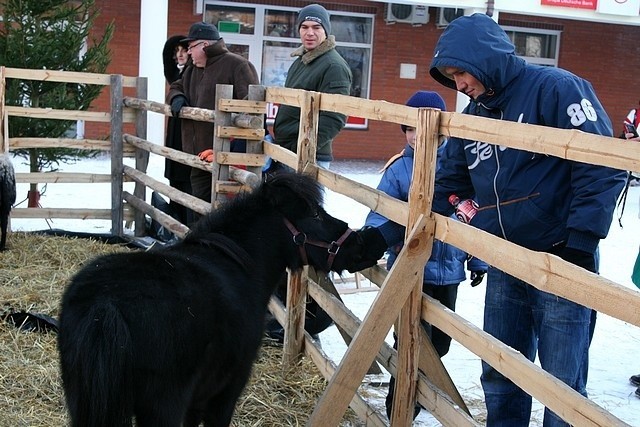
[{"x1": 541, "y1": 0, "x2": 598, "y2": 9}]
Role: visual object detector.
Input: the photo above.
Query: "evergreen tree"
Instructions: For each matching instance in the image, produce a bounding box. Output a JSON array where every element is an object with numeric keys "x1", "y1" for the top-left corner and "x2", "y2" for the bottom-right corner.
[{"x1": 0, "y1": 0, "x2": 114, "y2": 205}]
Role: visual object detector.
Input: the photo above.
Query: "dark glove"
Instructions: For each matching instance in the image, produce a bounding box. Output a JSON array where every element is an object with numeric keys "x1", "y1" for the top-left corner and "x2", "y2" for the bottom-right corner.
[
  {"x1": 170, "y1": 95, "x2": 188, "y2": 117},
  {"x1": 470, "y1": 270, "x2": 486, "y2": 287},
  {"x1": 347, "y1": 226, "x2": 388, "y2": 273},
  {"x1": 558, "y1": 246, "x2": 597, "y2": 273}
]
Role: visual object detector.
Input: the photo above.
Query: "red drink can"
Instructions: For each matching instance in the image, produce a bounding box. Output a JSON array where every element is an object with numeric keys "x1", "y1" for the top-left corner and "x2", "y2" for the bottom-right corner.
[{"x1": 448, "y1": 194, "x2": 478, "y2": 224}]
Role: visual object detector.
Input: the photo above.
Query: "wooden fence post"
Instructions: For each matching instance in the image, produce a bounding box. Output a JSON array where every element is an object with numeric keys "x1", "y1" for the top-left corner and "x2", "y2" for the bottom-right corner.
[
  {"x1": 282, "y1": 90, "x2": 321, "y2": 369},
  {"x1": 133, "y1": 77, "x2": 149, "y2": 236},
  {"x1": 110, "y1": 74, "x2": 124, "y2": 236},
  {"x1": 246, "y1": 84, "x2": 265, "y2": 178},
  {"x1": 296, "y1": 90, "x2": 320, "y2": 173},
  {"x1": 390, "y1": 107, "x2": 439, "y2": 426},
  {"x1": 211, "y1": 84, "x2": 232, "y2": 207}
]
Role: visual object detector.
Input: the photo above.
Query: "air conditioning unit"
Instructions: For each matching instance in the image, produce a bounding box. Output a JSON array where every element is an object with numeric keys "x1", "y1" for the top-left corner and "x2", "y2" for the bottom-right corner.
[
  {"x1": 436, "y1": 8, "x2": 464, "y2": 28},
  {"x1": 386, "y1": 3, "x2": 429, "y2": 26}
]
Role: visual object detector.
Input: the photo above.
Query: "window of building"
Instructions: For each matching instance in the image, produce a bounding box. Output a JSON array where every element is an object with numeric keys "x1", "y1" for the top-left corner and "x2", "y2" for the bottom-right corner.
[
  {"x1": 204, "y1": 1, "x2": 374, "y2": 128},
  {"x1": 503, "y1": 26, "x2": 560, "y2": 67}
]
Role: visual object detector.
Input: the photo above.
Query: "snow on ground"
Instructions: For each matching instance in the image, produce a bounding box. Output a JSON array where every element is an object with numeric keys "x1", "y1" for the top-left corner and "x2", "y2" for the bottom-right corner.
[{"x1": 9, "y1": 154, "x2": 640, "y2": 426}]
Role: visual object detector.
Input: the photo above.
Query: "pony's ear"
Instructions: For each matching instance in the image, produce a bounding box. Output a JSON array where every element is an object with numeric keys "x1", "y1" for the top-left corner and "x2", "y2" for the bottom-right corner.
[{"x1": 262, "y1": 172, "x2": 323, "y2": 217}]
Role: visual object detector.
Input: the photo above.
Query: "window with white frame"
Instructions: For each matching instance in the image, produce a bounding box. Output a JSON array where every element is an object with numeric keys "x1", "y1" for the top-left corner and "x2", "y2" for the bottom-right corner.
[
  {"x1": 203, "y1": 2, "x2": 374, "y2": 127},
  {"x1": 503, "y1": 26, "x2": 560, "y2": 67}
]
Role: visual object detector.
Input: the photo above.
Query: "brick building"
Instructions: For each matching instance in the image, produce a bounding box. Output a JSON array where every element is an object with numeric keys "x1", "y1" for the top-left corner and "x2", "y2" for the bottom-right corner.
[{"x1": 88, "y1": 0, "x2": 640, "y2": 160}]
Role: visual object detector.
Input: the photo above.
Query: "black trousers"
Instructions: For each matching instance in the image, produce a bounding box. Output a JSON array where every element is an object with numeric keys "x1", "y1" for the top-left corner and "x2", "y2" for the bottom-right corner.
[
  {"x1": 168, "y1": 178, "x2": 194, "y2": 226},
  {"x1": 418, "y1": 283, "x2": 459, "y2": 357}
]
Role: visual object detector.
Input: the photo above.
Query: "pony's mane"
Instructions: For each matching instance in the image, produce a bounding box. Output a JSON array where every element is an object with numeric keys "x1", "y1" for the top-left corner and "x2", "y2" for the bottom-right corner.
[
  {"x1": 185, "y1": 191, "x2": 265, "y2": 240},
  {"x1": 185, "y1": 172, "x2": 324, "y2": 241}
]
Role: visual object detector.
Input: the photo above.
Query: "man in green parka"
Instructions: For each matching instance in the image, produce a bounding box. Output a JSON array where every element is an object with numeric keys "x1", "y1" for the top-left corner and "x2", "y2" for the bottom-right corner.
[{"x1": 272, "y1": 3, "x2": 352, "y2": 169}]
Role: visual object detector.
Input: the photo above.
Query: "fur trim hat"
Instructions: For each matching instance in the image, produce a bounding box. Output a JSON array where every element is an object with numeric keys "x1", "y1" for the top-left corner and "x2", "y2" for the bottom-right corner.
[
  {"x1": 296, "y1": 4, "x2": 331, "y2": 36},
  {"x1": 401, "y1": 90, "x2": 446, "y2": 133}
]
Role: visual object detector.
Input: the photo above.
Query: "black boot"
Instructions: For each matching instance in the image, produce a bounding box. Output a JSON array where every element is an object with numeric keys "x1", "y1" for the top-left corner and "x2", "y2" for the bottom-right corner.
[{"x1": 385, "y1": 375, "x2": 421, "y2": 420}]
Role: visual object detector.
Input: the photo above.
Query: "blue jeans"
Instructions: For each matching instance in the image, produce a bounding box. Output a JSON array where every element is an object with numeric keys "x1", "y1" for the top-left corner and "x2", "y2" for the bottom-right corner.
[
  {"x1": 481, "y1": 267, "x2": 591, "y2": 427},
  {"x1": 577, "y1": 247, "x2": 600, "y2": 395}
]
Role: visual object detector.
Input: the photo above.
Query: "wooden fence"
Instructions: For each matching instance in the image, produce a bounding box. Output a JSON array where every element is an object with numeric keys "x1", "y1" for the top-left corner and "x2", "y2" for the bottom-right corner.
[
  {"x1": 2, "y1": 66, "x2": 640, "y2": 426},
  {"x1": 0, "y1": 67, "x2": 144, "y2": 234}
]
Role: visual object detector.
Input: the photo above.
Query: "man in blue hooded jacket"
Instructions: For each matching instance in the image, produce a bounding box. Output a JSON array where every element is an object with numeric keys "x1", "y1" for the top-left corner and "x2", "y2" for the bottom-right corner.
[{"x1": 428, "y1": 13, "x2": 626, "y2": 427}]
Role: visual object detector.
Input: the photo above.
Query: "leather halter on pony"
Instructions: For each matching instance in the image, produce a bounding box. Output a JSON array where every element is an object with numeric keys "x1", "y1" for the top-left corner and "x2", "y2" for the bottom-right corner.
[{"x1": 283, "y1": 218, "x2": 353, "y2": 271}]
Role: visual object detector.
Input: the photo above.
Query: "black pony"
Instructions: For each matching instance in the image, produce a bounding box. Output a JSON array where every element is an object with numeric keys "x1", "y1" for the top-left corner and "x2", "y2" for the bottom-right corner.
[{"x1": 58, "y1": 172, "x2": 383, "y2": 427}]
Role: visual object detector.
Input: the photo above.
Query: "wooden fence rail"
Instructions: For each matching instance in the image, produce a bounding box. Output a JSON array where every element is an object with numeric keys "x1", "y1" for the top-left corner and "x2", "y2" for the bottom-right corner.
[{"x1": 2, "y1": 67, "x2": 139, "y2": 87}]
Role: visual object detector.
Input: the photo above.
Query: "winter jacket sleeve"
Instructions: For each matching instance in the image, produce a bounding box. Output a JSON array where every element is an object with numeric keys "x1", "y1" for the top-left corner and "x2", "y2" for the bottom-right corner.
[
  {"x1": 364, "y1": 160, "x2": 408, "y2": 247},
  {"x1": 364, "y1": 210, "x2": 404, "y2": 248},
  {"x1": 167, "y1": 78, "x2": 186, "y2": 104},
  {"x1": 466, "y1": 255, "x2": 488, "y2": 272},
  {"x1": 540, "y1": 76, "x2": 627, "y2": 253}
]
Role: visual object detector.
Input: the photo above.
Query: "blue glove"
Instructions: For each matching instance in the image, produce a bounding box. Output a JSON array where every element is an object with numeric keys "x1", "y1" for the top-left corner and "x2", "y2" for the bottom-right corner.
[
  {"x1": 470, "y1": 270, "x2": 486, "y2": 287},
  {"x1": 170, "y1": 95, "x2": 188, "y2": 117}
]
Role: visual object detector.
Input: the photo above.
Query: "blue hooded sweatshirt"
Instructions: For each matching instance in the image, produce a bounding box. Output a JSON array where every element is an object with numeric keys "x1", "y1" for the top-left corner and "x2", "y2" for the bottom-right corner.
[
  {"x1": 365, "y1": 143, "x2": 487, "y2": 285},
  {"x1": 429, "y1": 13, "x2": 626, "y2": 253}
]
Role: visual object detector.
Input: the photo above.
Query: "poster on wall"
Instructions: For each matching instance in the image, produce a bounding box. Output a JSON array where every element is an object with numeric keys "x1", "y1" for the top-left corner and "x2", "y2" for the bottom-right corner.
[
  {"x1": 262, "y1": 45, "x2": 296, "y2": 87},
  {"x1": 540, "y1": 0, "x2": 597, "y2": 9},
  {"x1": 597, "y1": 0, "x2": 640, "y2": 16}
]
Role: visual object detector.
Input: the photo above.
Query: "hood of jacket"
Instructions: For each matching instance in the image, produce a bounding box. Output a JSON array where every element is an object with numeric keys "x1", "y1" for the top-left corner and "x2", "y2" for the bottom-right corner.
[
  {"x1": 429, "y1": 13, "x2": 526, "y2": 109},
  {"x1": 290, "y1": 35, "x2": 337, "y2": 65},
  {"x1": 163, "y1": 35, "x2": 187, "y2": 84}
]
